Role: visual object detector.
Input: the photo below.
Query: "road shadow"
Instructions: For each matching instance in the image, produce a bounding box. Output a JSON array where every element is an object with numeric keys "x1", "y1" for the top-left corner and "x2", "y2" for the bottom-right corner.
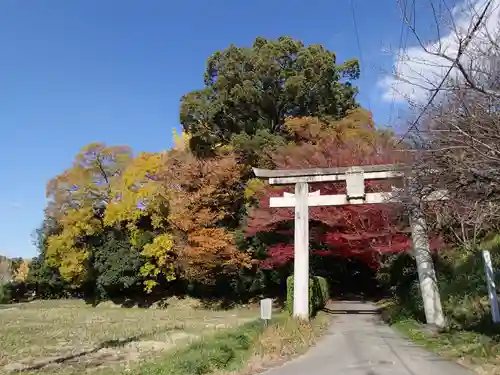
[
  {"x1": 322, "y1": 306, "x2": 381, "y2": 315},
  {"x1": 329, "y1": 292, "x2": 387, "y2": 303}
]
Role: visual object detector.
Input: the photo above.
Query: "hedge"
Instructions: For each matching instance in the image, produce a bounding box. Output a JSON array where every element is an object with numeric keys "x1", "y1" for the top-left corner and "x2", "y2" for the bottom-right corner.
[{"x1": 286, "y1": 275, "x2": 329, "y2": 317}]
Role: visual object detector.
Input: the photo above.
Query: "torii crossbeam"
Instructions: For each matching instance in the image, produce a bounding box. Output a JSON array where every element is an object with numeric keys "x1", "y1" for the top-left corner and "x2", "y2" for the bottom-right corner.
[{"x1": 253, "y1": 165, "x2": 447, "y2": 327}]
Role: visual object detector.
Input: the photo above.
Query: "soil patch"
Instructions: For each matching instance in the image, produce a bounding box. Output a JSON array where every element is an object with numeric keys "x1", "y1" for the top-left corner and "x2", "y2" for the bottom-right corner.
[{"x1": 3, "y1": 332, "x2": 196, "y2": 373}]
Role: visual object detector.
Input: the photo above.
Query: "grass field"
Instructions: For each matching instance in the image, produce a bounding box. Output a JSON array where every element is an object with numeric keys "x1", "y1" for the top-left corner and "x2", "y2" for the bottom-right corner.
[{"x1": 0, "y1": 299, "x2": 259, "y2": 374}]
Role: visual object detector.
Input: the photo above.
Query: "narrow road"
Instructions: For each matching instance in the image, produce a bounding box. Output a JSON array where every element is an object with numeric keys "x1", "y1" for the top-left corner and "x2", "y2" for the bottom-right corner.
[{"x1": 266, "y1": 300, "x2": 473, "y2": 375}]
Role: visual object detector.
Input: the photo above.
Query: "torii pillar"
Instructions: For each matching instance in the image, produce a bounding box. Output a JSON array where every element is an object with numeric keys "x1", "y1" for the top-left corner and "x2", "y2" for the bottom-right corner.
[{"x1": 293, "y1": 182, "x2": 310, "y2": 319}]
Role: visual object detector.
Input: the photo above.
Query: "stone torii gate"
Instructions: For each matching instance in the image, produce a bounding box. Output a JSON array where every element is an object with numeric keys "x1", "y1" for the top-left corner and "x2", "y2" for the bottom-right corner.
[{"x1": 253, "y1": 164, "x2": 447, "y2": 327}]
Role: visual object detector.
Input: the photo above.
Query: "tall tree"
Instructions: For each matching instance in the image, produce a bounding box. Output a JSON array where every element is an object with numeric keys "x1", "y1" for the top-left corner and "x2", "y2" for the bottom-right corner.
[
  {"x1": 180, "y1": 36, "x2": 360, "y2": 157},
  {"x1": 44, "y1": 143, "x2": 133, "y2": 284},
  {"x1": 164, "y1": 147, "x2": 252, "y2": 283},
  {"x1": 104, "y1": 151, "x2": 176, "y2": 292}
]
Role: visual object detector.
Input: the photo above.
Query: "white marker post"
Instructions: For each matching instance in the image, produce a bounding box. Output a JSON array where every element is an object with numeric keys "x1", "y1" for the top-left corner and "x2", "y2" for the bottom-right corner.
[
  {"x1": 482, "y1": 250, "x2": 500, "y2": 323},
  {"x1": 260, "y1": 298, "x2": 273, "y2": 326}
]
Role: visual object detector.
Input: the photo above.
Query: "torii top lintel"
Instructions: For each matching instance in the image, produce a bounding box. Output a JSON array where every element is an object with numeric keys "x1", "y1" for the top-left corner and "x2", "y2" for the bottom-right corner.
[{"x1": 252, "y1": 164, "x2": 408, "y2": 185}]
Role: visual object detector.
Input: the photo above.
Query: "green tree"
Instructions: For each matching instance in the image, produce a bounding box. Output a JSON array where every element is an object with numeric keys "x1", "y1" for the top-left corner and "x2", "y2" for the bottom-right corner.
[
  {"x1": 180, "y1": 36, "x2": 360, "y2": 157},
  {"x1": 90, "y1": 229, "x2": 145, "y2": 300},
  {"x1": 27, "y1": 218, "x2": 71, "y2": 299}
]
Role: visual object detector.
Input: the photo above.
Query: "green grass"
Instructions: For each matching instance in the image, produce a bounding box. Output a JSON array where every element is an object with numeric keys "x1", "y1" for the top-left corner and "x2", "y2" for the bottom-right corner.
[
  {"x1": 116, "y1": 310, "x2": 332, "y2": 375},
  {"x1": 121, "y1": 319, "x2": 265, "y2": 375}
]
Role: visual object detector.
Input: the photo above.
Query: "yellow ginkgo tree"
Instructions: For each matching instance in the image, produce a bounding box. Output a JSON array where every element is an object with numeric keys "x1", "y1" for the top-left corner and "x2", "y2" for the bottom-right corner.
[
  {"x1": 105, "y1": 151, "x2": 176, "y2": 291},
  {"x1": 44, "y1": 142, "x2": 133, "y2": 284}
]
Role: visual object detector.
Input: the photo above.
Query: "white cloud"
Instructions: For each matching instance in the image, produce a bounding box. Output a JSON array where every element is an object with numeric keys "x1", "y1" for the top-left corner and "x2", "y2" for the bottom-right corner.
[{"x1": 379, "y1": 0, "x2": 500, "y2": 104}]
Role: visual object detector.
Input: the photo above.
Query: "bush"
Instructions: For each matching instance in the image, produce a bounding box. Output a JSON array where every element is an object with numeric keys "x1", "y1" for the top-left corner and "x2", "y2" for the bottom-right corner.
[
  {"x1": 8, "y1": 281, "x2": 29, "y2": 302},
  {"x1": 0, "y1": 281, "x2": 12, "y2": 304},
  {"x1": 377, "y1": 248, "x2": 500, "y2": 333},
  {"x1": 316, "y1": 276, "x2": 329, "y2": 306},
  {"x1": 0, "y1": 281, "x2": 33, "y2": 304},
  {"x1": 376, "y1": 252, "x2": 427, "y2": 321},
  {"x1": 438, "y1": 250, "x2": 500, "y2": 332},
  {"x1": 25, "y1": 258, "x2": 70, "y2": 299},
  {"x1": 286, "y1": 275, "x2": 329, "y2": 317}
]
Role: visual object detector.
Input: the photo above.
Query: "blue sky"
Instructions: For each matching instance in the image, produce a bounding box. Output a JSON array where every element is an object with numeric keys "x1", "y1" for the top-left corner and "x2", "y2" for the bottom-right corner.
[{"x1": 0, "y1": 0, "x2": 433, "y2": 258}]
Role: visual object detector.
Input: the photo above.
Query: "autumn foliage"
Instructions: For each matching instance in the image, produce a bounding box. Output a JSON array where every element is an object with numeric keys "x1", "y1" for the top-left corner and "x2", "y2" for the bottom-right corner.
[
  {"x1": 39, "y1": 133, "x2": 251, "y2": 294},
  {"x1": 246, "y1": 110, "x2": 412, "y2": 269},
  {"x1": 24, "y1": 37, "x2": 421, "y2": 303},
  {"x1": 163, "y1": 148, "x2": 251, "y2": 283},
  {"x1": 34, "y1": 110, "x2": 414, "y2": 299}
]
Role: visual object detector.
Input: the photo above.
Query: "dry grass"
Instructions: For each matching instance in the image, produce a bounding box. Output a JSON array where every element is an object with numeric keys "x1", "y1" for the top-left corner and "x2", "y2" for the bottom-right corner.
[
  {"x1": 0, "y1": 298, "x2": 258, "y2": 374},
  {"x1": 127, "y1": 310, "x2": 332, "y2": 375},
  {"x1": 256, "y1": 311, "x2": 330, "y2": 360},
  {"x1": 225, "y1": 310, "x2": 332, "y2": 375}
]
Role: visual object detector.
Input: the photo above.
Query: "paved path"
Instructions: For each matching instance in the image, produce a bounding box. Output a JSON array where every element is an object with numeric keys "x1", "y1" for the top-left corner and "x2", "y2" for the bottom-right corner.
[{"x1": 266, "y1": 300, "x2": 474, "y2": 375}]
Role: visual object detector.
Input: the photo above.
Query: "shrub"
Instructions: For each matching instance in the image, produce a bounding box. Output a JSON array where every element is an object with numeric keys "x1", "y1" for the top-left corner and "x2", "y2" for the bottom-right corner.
[
  {"x1": 0, "y1": 281, "x2": 32, "y2": 304},
  {"x1": 376, "y1": 252, "x2": 427, "y2": 321},
  {"x1": 316, "y1": 276, "x2": 329, "y2": 306},
  {"x1": 377, "y1": 248, "x2": 500, "y2": 332},
  {"x1": 8, "y1": 281, "x2": 29, "y2": 302},
  {"x1": 286, "y1": 275, "x2": 329, "y2": 317},
  {"x1": 25, "y1": 258, "x2": 70, "y2": 299},
  {"x1": 438, "y1": 250, "x2": 500, "y2": 332},
  {"x1": 0, "y1": 281, "x2": 12, "y2": 304}
]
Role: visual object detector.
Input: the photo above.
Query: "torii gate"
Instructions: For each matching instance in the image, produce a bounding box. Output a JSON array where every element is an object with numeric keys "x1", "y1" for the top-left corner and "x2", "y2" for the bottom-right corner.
[{"x1": 253, "y1": 164, "x2": 447, "y2": 327}]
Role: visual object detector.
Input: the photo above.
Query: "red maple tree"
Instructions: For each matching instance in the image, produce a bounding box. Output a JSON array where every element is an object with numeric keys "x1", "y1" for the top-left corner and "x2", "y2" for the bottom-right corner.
[{"x1": 245, "y1": 114, "x2": 437, "y2": 269}]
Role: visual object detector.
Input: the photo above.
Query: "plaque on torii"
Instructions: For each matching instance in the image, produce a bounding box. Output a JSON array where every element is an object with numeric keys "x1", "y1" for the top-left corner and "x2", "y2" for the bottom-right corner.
[{"x1": 253, "y1": 164, "x2": 447, "y2": 326}]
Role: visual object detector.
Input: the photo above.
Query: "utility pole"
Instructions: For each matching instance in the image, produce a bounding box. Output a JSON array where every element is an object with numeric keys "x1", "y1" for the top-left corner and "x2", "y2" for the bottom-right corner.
[{"x1": 410, "y1": 204, "x2": 445, "y2": 327}]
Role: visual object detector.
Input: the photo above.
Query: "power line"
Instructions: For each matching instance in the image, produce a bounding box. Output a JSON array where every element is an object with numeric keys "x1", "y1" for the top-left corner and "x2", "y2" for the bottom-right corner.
[
  {"x1": 396, "y1": 0, "x2": 494, "y2": 145},
  {"x1": 349, "y1": 0, "x2": 372, "y2": 111},
  {"x1": 388, "y1": 0, "x2": 411, "y2": 126}
]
